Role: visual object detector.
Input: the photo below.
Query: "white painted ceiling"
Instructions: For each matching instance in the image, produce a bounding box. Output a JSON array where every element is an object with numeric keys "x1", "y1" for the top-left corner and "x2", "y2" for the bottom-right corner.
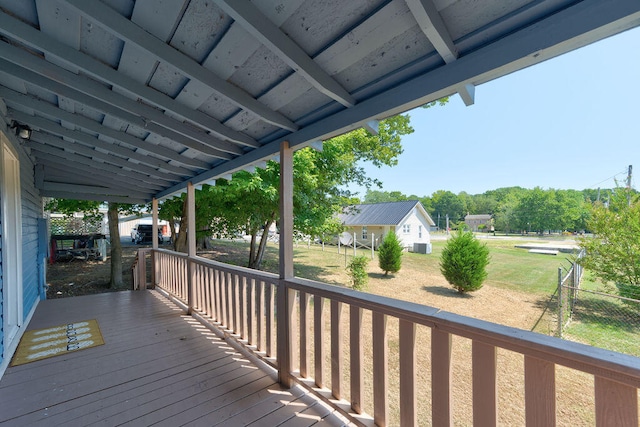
[{"x1": 0, "y1": 0, "x2": 638, "y2": 203}]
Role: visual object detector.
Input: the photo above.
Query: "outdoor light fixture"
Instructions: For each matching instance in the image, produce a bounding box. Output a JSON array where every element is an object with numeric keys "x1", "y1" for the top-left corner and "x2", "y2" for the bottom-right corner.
[{"x1": 10, "y1": 121, "x2": 31, "y2": 140}]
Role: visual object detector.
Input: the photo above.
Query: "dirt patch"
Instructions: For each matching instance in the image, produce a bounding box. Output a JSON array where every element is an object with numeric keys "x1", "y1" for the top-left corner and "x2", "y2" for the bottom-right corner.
[{"x1": 46, "y1": 246, "x2": 138, "y2": 298}]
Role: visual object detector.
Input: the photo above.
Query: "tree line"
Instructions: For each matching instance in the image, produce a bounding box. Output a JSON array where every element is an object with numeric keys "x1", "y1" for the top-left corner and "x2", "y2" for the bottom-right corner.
[{"x1": 363, "y1": 187, "x2": 630, "y2": 234}]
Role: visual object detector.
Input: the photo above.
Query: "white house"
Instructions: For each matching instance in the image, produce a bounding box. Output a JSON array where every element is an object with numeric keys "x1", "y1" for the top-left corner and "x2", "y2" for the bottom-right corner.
[{"x1": 338, "y1": 201, "x2": 435, "y2": 252}]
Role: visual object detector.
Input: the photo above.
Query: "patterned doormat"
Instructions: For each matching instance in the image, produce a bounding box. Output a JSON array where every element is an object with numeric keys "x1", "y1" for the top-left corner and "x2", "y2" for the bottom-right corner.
[{"x1": 10, "y1": 319, "x2": 104, "y2": 366}]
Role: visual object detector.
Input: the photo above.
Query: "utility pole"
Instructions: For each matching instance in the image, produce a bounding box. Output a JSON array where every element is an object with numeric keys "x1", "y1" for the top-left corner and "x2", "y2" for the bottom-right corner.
[{"x1": 627, "y1": 165, "x2": 633, "y2": 206}]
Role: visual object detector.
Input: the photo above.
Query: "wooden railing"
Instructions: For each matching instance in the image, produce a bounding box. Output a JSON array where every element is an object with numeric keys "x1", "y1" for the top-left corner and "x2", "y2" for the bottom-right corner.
[
  {"x1": 152, "y1": 249, "x2": 640, "y2": 426},
  {"x1": 131, "y1": 248, "x2": 152, "y2": 290}
]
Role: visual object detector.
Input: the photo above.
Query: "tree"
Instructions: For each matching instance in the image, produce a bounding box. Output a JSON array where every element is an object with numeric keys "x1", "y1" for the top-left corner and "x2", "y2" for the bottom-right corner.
[
  {"x1": 162, "y1": 115, "x2": 414, "y2": 269},
  {"x1": 45, "y1": 199, "x2": 142, "y2": 288},
  {"x1": 440, "y1": 230, "x2": 490, "y2": 293},
  {"x1": 430, "y1": 190, "x2": 464, "y2": 227},
  {"x1": 578, "y1": 190, "x2": 640, "y2": 300},
  {"x1": 378, "y1": 231, "x2": 403, "y2": 275}
]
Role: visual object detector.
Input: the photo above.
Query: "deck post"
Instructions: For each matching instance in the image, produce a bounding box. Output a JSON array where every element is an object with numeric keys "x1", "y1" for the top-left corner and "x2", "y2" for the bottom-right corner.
[
  {"x1": 277, "y1": 140, "x2": 294, "y2": 387},
  {"x1": 187, "y1": 182, "x2": 196, "y2": 315},
  {"x1": 151, "y1": 197, "x2": 158, "y2": 288}
]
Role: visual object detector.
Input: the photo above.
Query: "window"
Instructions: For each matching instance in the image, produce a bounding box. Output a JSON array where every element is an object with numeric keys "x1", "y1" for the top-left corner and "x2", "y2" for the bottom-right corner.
[
  {"x1": 418, "y1": 225, "x2": 422, "y2": 238},
  {"x1": 362, "y1": 226, "x2": 368, "y2": 240},
  {"x1": 402, "y1": 224, "x2": 410, "y2": 234}
]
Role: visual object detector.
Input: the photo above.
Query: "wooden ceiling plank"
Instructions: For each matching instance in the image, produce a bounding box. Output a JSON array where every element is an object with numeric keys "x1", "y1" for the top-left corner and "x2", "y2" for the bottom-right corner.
[
  {"x1": 214, "y1": 0, "x2": 355, "y2": 108},
  {"x1": 3, "y1": 89, "x2": 207, "y2": 172},
  {"x1": 29, "y1": 145, "x2": 170, "y2": 190},
  {"x1": 63, "y1": 0, "x2": 299, "y2": 132},
  {"x1": 37, "y1": 158, "x2": 164, "y2": 193},
  {"x1": 27, "y1": 131, "x2": 178, "y2": 183},
  {"x1": 1, "y1": 51, "x2": 240, "y2": 157},
  {"x1": 0, "y1": 10, "x2": 261, "y2": 147}
]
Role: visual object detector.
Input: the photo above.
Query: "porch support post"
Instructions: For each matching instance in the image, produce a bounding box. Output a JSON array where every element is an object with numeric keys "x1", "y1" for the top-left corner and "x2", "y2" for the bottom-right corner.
[
  {"x1": 151, "y1": 197, "x2": 158, "y2": 288},
  {"x1": 277, "y1": 140, "x2": 294, "y2": 387},
  {"x1": 187, "y1": 182, "x2": 196, "y2": 314}
]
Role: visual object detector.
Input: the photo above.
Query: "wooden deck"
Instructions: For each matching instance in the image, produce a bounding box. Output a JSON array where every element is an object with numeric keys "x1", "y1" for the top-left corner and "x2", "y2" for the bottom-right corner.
[{"x1": 0, "y1": 291, "x2": 350, "y2": 426}]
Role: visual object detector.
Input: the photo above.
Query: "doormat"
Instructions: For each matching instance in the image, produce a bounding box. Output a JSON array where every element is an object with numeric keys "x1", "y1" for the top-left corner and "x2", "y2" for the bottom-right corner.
[{"x1": 10, "y1": 319, "x2": 104, "y2": 366}]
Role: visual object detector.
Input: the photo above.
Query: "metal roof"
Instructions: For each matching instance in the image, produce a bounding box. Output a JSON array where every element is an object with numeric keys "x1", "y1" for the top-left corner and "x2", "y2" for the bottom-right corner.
[
  {"x1": 0, "y1": 0, "x2": 638, "y2": 204},
  {"x1": 339, "y1": 200, "x2": 434, "y2": 226}
]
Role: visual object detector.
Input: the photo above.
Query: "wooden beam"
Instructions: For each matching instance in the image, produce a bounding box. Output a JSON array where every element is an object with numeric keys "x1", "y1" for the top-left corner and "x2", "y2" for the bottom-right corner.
[
  {"x1": 0, "y1": 52, "x2": 240, "y2": 157},
  {"x1": 214, "y1": 0, "x2": 355, "y2": 108},
  {"x1": 28, "y1": 144, "x2": 171, "y2": 189},
  {"x1": 63, "y1": 0, "x2": 299, "y2": 132},
  {"x1": 458, "y1": 83, "x2": 476, "y2": 106},
  {"x1": 27, "y1": 132, "x2": 178, "y2": 184},
  {"x1": 152, "y1": 198, "x2": 159, "y2": 250},
  {"x1": 405, "y1": 0, "x2": 458, "y2": 63},
  {"x1": 41, "y1": 182, "x2": 149, "y2": 199},
  {"x1": 187, "y1": 182, "x2": 196, "y2": 314},
  {"x1": 3, "y1": 93, "x2": 207, "y2": 171},
  {"x1": 279, "y1": 140, "x2": 294, "y2": 279},
  {"x1": 0, "y1": 10, "x2": 261, "y2": 146},
  {"x1": 41, "y1": 190, "x2": 147, "y2": 204}
]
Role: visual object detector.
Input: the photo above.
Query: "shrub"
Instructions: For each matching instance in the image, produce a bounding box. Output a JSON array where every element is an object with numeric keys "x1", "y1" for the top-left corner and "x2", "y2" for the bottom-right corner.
[
  {"x1": 440, "y1": 230, "x2": 490, "y2": 293},
  {"x1": 378, "y1": 231, "x2": 403, "y2": 275},
  {"x1": 347, "y1": 255, "x2": 370, "y2": 290}
]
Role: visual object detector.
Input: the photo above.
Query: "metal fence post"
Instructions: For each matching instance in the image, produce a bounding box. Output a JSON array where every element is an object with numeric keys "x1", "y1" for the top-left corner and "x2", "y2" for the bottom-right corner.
[{"x1": 558, "y1": 267, "x2": 563, "y2": 338}]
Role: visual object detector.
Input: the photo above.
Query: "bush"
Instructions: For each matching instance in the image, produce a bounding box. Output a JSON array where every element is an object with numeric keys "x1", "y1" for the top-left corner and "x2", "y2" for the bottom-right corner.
[
  {"x1": 347, "y1": 255, "x2": 370, "y2": 290},
  {"x1": 378, "y1": 231, "x2": 403, "y2": 275},
  {"x1": 440, "y1": 230, "x2": 490, "y2": 293}
]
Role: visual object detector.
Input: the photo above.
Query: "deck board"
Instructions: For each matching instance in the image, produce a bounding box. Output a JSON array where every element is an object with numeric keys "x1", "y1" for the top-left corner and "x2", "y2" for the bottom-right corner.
[{"x1": 0, "y1": 291, "x2": 349, "y2": 426}]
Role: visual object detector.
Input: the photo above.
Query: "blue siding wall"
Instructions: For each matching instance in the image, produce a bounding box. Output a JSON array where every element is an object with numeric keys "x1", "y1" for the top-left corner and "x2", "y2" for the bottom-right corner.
[
  {"x1": 0, "y1": 129, "x2": 43, "y2": 368},
  {"x1": 19, "y1": 145, "x2": 43, "y2": 318},
  {"x1": 0, "y1": 186, "x2": 3, "y2": 366}
]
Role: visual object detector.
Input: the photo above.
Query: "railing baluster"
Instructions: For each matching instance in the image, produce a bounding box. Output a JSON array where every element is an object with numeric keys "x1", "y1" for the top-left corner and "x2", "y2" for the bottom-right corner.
[
  {"x1": 373, "y1": 311, "x2": 388, "y2": 426},
  {"x1": 266, "y1": 282, "x2": 273, "y2": 357},
  {"x1": 473, "y1": 340, "x2": 497, "y2": 427},
  {"x1": 432, "y1": 328, "x2": 452, "y2": 427},
  {"x1": 314, "y1": 295, "x2": 325, "y2": 388},
  {"x1": 247, "y1": 278, "x2": 254, "y2": 345},
  {"x1": 331, "y1": 300, "x2": 343, "y2": 400},
  {"x1": 239, "y1": 276, "x2": 246, "y2": 339},
  {"x1": 225, "y1": 272, "x2": 232, "y2": 330},
  {"x1": 231, "y1": 273, "x2": 238, "y2": 332},
  {"x1": 350, "y1": 305, "x2": 363, "y2": 414},
  {"x1": 257, "y1": 280, "x2": 264, "y2": 351},
  {"x1": 399, "y1": 319, "x2": 417, "y2": 427},
  {"x1": 595, "y1": 375, "x2": 638, "y2": 426},
  {"x1": 299, "y1": 291, "x2": 309, "y2": 378},
  {"x1": 524, "y1": 355, "x2": 555, "y2": 426}
]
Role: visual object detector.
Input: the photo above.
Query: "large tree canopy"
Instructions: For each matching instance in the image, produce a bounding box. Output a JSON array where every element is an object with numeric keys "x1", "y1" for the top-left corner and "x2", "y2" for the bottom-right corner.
[
  {"x1": 161, "y1": 115, "x2": 414, "y2": 269},
  {"x1": 579, "y1": 190, "x2": 640, "y2": 299}
]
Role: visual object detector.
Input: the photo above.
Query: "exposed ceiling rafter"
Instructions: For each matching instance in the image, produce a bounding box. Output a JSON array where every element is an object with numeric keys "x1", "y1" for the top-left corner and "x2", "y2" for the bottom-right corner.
[
  {"x1": 214, "y1": 0, "x2": 356, "y2": 108},
  {"x1": 28, "y1": 131, "x2": 178, "y2": 184},
  {"x1": 405, "y1": 0, "x2": 475, "y2": 105},
  {"x1": 0, "y1": 10, "x2": 261, "y2": 147},
  {"x1": 7, "y1": 106, "x2": 197, "y2": 176},
  {"x1": 63, "y1": 0, "x2": 299, "y2": 132}
]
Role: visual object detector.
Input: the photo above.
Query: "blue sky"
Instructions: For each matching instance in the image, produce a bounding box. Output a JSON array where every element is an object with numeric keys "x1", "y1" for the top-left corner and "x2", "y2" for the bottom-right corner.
[{"x1": 358, "y1": 26, "x2": 640, "y2": 198}]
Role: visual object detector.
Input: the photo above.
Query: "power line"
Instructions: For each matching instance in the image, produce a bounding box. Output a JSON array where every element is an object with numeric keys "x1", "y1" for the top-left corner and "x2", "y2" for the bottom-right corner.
[{"x1": 588, "y1": 169, "x2": 628, "y2": 189}]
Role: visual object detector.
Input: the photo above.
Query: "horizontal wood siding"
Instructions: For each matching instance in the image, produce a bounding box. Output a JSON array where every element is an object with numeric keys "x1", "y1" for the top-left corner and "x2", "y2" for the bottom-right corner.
[{"x1": 19, "y1": 146, "x2": 42, "y2": 314}]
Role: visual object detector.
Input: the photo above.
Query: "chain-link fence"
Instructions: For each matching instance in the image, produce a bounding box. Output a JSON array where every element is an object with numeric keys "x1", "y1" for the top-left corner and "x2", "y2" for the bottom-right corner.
[{"x1": 557, "y1": 250, "x2": 640, "y2": 356}]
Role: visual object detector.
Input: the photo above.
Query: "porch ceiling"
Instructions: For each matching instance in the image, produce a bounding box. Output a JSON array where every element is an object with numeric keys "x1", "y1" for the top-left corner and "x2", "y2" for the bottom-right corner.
[{"x1": 0, "y1": 0, "x2": 638, "y2": 204}]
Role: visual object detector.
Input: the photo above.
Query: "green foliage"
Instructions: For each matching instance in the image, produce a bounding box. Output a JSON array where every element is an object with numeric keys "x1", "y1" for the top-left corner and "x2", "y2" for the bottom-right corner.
[
  {"x1": 440, "y1": 230, "x2": 490, "y2": 293},
  {"x1": 161, "y1": 115, "x2": 414, "y2": 268},
  {"x1": 579, "y1": 190, "x2": 640, "y2": 299},
  {"x1": 378, "y1": 231, "x2": 403, "y2": 275},
  {"x1": 347, "y1": 255, "x2": 370, "y2": 290}
]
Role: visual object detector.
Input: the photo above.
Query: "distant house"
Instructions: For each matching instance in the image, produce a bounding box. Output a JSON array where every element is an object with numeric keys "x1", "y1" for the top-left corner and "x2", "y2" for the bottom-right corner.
[
  {"x1": 465, "y1": 214, "x2": 493, "y2": 232},
  {"x1": 338, "y1": 201, "x2": 435, "y2": 251}
]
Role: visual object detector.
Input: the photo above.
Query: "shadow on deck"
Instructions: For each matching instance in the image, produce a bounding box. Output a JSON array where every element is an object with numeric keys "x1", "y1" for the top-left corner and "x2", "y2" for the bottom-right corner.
[{"x1": 0, "y1": 291, "x2": 349, "y2": 426}]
